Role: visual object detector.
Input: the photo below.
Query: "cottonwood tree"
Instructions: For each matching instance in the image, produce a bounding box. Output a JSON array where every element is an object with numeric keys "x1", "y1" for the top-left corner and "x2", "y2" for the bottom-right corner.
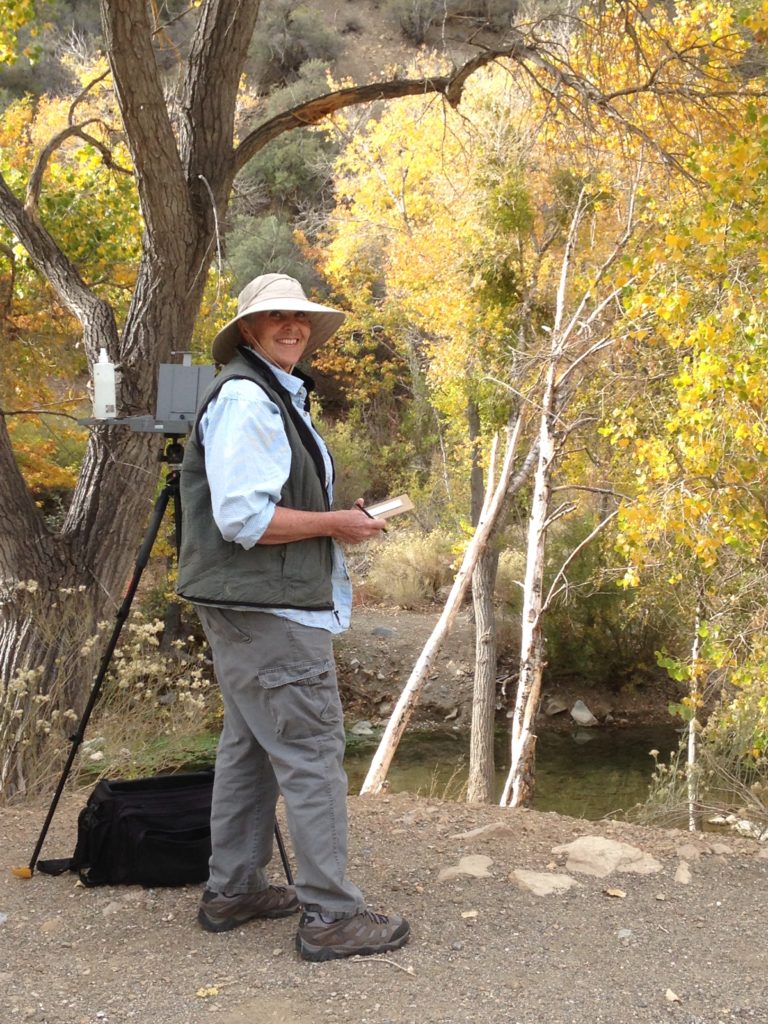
[{"x1": 603, "y1": 107, "x2": 768, "y2": 829}]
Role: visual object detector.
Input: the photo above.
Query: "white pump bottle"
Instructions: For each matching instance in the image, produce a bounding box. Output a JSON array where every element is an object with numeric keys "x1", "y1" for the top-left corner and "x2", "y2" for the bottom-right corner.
[{"x1": 92, "y1": 348, "x2": 117, "y2": 419}]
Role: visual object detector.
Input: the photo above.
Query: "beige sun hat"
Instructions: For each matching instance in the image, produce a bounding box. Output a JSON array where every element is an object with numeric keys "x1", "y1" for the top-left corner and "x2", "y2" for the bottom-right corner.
[{"x1": 212, "y1": 273, "x2": 346, "y2": 364}]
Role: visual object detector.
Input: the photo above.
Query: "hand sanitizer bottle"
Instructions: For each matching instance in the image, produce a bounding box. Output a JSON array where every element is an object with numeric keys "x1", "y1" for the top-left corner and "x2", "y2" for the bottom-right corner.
[{"x1": 93, "y1": 348, "x2": 117, "y2": 419}]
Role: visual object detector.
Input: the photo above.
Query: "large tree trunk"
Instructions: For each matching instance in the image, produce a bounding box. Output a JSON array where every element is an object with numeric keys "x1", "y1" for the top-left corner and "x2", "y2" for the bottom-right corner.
[{"x1": 467, "y1": 546, "x2": 500, "y2": 803}]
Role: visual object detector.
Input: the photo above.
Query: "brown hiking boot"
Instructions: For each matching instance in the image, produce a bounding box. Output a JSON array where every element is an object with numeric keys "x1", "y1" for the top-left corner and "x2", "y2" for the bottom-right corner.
[
  {"x1": 295, "y1": 909, "x2": 410, "y2": 962},
  {"x1": 198, "y1": 885, "x2": 299, "y2": 932}
]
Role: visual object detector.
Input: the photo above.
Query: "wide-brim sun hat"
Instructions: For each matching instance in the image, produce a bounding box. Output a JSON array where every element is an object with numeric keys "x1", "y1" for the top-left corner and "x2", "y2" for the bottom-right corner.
[{"x1": 212, "y1": 273, "x2": 346, "y2": 364}]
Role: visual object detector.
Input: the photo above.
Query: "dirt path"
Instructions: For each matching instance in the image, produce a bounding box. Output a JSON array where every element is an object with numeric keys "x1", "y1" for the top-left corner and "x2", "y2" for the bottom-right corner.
[{"x1": 3, "y1": 791, "x2": 766, "y2": 1024}]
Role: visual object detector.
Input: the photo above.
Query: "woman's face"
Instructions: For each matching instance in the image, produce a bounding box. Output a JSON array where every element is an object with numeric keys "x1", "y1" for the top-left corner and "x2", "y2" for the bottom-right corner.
[{"x1": 240, "y1": 310, "x2": 311, "y2": 371}]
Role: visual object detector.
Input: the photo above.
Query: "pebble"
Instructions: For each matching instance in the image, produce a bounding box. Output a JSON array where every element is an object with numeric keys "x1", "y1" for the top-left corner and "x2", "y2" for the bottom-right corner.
[{"x1": 451, "y1": 941, "x2": 464, "y2": 950}]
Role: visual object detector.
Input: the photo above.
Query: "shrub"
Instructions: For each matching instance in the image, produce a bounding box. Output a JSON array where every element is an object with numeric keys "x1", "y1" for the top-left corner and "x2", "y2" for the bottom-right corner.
[
  {"x1": 225, "y1": 213, "x2": 323, "y2": 293},
  {"x1": 238, "y1": 129, "x2": 335, "y2": 213},
  {"x1": 362, "y1": 529, "x2": 456, "y2": 608},
  {"x1": 493, "y1": 515, "x2": 674, "y2": 690},
  {"x1": 249, "y1": 0, "x2": 343, "y2": 89},
  {"x1": 385, "y1": 0, "x2": 446, "y2": 44},
  {"x1": 319, "y1": 416, "x2": 376, "y2": 511},
  {"x1": 447, "y1": 0, "x2": 519, "y2": 31},
  {"x1": 92, "y1": 614, "x2": 219, "y2": 778}
]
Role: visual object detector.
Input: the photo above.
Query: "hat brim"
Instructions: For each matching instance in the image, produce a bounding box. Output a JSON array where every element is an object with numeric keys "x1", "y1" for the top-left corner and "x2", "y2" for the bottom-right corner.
[{"x1": 212, "y1": 297, "x2": 346, "y2": 364}]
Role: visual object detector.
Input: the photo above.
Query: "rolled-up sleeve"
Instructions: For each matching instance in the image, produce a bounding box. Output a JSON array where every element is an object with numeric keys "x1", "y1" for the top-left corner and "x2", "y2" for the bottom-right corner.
[{"x1": 199, "y1": 379, "x2": 291, "y2": 549}]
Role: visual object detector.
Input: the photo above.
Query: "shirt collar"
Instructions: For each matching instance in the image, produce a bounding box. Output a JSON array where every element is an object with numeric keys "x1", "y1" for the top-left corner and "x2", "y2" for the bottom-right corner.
[{"x1": 245, "y1": 347, "x2": 305, "y2": 396}]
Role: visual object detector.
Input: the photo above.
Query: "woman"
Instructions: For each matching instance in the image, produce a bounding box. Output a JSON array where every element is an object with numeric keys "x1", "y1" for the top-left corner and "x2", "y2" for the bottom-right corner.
[{"x1": 177, "y1": 273, "x2": 409, "y2": 962}]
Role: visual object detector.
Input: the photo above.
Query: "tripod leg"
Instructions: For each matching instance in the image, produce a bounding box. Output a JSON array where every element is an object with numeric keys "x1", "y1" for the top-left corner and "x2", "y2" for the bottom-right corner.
[
  {"x1": 24, "y1": 485, "x2": 173, "y2": 875},
  {"x1": 274, "y1": 822, "x2": 293, "y2": 886}
]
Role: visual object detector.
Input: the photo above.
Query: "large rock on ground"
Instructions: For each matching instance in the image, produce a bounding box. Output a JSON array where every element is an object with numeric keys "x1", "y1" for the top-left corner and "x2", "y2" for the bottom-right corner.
[{"x1": 552, "y1": 836, "x2": 663, "y2": 877}]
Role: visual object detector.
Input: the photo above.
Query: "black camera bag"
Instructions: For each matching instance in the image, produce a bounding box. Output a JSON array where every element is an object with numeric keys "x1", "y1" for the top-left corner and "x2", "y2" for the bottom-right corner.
[{"x1": 38, "y1": 770, "x2": 213, "y2": 887}]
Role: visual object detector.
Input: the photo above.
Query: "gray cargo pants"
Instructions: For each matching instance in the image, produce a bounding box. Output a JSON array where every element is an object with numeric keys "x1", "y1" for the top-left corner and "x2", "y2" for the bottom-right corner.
[{"x1": 196, "y1": 605, "x2": 365, "y2": 917}]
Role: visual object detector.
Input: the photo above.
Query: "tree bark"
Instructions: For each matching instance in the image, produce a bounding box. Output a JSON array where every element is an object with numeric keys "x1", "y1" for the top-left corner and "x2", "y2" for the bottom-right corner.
[
  {"x1": 467, "y1": 546, "x2": 500, "y2": 803},
  {"x1": 687, "y1": 602, "x2": 703, "y2": 832},
  {"x1": 468, "y1": 400, "x2": 485, "y2": 528}
]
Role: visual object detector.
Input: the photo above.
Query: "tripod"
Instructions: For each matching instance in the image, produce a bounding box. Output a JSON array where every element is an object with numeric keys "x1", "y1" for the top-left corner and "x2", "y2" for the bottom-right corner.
[{"x1": 25, "y1": 435, "x2": 293, "y2": 884}]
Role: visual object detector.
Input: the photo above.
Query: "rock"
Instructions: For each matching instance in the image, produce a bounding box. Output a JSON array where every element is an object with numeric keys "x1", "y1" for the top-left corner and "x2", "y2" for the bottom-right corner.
[
  {"x1": 0, "y1": 912, "x2": 7, "y2": 926},
  {"x1": 449, "y1": 821, "x2": 513, "y2": 840},
  {"x1": 570, "y1": 700, "x2": 599, "y2": 727},
  {"x1": 709, "y1": 841, "x2": 733, "y2": 855},
  {"x1": 511, "y1": 870, "x2": 580, "y2": 896},
  {"x1": 617, "y1": 928, "x2": 633, "y2": 941},
  {"x1": 372, "y1": 626, "x2": 396, "y2": 638},
  {"x1": 350, "y1": 720, "x2": 374, "y2": 736},
  {"x1": 552, "y1": 836, "x2": 663, "y2": 877},
  {"x1": 675, "y1": 861, "x2": 692, "y2": 884},
  {"x1": 40, "y1": 917, "x2": 64, "y2": 934},
  {"x1": 676, "y1": 843, "x2": 702, "y2": 861},
  {"x1": 438, "y1": 854, "x2": 493, "y2": 881},
  {"x1": 544, "y1": 698, "x2": 568, "y2": 716}
]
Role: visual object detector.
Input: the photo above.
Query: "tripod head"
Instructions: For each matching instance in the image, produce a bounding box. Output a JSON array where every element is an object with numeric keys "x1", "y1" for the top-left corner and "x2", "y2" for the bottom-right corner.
[{"x1": 160, "y1": 435, "x2": 186, "y2": 468}]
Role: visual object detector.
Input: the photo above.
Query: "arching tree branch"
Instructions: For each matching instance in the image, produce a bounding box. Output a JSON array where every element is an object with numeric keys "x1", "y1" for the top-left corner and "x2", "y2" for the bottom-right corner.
[{"x1": 25, "y1": 120, "x2": 131, "y2": 216}]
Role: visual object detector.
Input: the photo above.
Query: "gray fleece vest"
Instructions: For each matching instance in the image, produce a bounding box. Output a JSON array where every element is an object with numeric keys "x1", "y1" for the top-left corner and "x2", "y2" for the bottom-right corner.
[{"x1": 175, "y1": 350, "x2": 334, "y2": 610}]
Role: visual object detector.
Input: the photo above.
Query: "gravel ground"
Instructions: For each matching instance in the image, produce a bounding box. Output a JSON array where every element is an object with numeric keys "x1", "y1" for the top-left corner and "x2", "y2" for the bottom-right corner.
[{"x1": 2, "y1": 790, "x2": 767, "y2": 1024}]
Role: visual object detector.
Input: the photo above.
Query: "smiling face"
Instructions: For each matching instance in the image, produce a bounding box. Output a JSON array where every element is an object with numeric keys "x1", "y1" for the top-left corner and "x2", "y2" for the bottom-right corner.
[{"x1": 239, "y1": 309, "x2": 311, "y2": 371}]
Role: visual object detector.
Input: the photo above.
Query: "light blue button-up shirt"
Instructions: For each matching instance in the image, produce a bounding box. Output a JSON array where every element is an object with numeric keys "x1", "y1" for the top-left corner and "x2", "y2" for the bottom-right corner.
[{"x1": 198, "y1": 353, "x2": 351, "y2": 633}]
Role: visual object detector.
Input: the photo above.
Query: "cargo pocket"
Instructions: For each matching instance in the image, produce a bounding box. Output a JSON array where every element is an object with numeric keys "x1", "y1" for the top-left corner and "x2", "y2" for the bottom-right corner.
[{"x1": 263, "y1": 669, "x2": 343, "y2": 742}]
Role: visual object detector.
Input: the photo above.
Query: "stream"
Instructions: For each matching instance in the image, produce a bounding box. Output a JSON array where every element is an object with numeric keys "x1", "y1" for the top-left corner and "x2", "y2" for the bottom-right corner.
[{"x1": 344, "y1": 724, "x2": 682, "y2": 820}]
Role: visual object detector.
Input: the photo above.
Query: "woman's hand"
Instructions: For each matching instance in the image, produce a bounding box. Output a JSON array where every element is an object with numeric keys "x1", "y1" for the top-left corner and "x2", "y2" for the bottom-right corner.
[{"x1": 328, "y1": 500, "x2": 387, "y2": 545}]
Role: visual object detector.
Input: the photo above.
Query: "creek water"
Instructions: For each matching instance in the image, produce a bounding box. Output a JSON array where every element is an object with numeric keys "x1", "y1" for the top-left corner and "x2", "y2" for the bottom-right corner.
[{"x1": 344, "y1": 723, "x2": 683, "y2": 820}]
